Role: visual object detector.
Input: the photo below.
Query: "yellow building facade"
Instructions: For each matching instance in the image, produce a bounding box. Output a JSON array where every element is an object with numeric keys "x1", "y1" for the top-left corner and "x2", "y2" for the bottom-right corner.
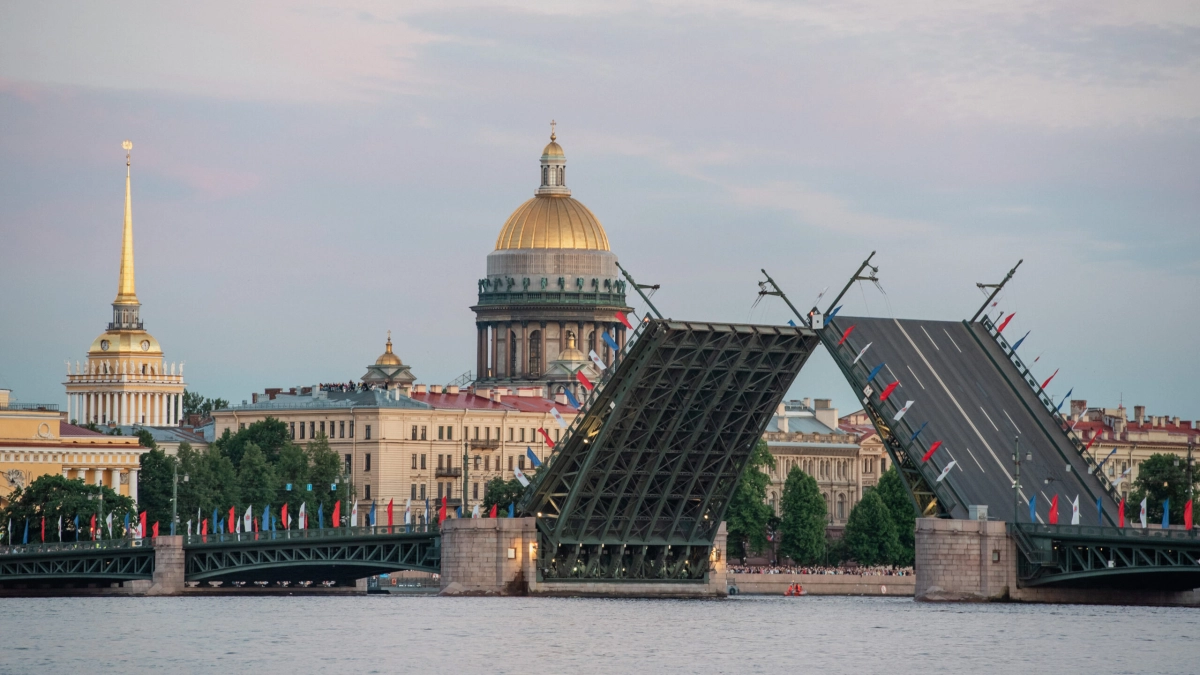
[{"x1": 63, "y1": 141, "x2": 186, "y2": 426}]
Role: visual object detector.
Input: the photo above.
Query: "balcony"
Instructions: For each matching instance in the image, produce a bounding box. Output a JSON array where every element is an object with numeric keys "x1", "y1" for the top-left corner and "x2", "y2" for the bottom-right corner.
[
  {"x1": 435, "y1": 467, "x2": 463, "y2": 478},
  {"x1": 469, "y1": 439, "x2": 500, "y2": 450}
]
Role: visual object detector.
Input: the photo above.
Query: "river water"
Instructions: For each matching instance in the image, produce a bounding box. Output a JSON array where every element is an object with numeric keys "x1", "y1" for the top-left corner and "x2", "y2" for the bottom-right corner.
[{"x1": 1, "y1": 595, "x2": 1197, "y2": 674}]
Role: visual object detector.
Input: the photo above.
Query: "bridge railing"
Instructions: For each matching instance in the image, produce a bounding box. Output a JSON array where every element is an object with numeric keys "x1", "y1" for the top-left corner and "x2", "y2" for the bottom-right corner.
[
  {"x1": 1013, "y1": 522, "x2": 1200, "y2": 542},
  {"x1": 0, "y1": 537, "x2": 151, "y2": 557},
  {"x1": 978, "y1": 315, "x2": 1121, "y2": 501},
  {"x1": 184, "y1": 524, "x2": 437, "y2": 546}
]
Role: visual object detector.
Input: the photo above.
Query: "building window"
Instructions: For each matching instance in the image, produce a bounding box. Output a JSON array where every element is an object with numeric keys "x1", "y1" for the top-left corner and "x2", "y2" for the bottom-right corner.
[
  {"x1": 474, "y1": 426, "x2": 479, "y2": 440},
  {"x1": 420, "y1": 454, "x2": 426, "y2": 469},
  {"x1": 555, "y1": 429, "x2": 560, "y2": 441},
  {"x1": 438, "y1": 482, "x2": 443, "y2": 498},
  {"x1": 412, "y1": 454, "x2": 417, "y2": 469},
  {"x1": 421, "y1": 426, "x2": 427, "y2": 441},
  {"x1": 340, "y1": 421, "x2": 345, "y2": 438},
  {"x1": 486, "y1": 426, "x2": 491, "y2": 441},
  {"x1": 529, "y1": 329, "x2": 542, "y2": 375},
  {"x1": 837, "y1": 494, "x2": 846, "y2": 520},
  {"x1": 239, "y1": 423, "x2": 246, "y2": 431},
  {"x1": 438, "y1": 426, "x2": 444, "y2": 440},
  {"x1": 289, "y1": 422, "x2": 295, "y2": 439},
  {"x1": 474, "y1": 455, "x2": 481, "y2": 470},
  {"x1": 446, "y1": 426, "x2": 452, "y2": 441},
  {"x1": 473, "y1": 482, "x2": 479, "y2": 499},
  {"x1": 345, "y1": 454, "x2": 352, "y2": 474},
  {"x1": 438, "y1": 454, "x2": 444, "y2": 470},
  {"x1": 520, "y1": 428, "x2": 525, "y2": 443},
  {"x1": 485, "y1": 455, "x2": 490, "y2": 471},
  {"x1": 508, "y1": 456, "x2": 513, "y2": 471},
  {"x1": 508, "y1": 428, "x2": 514, "y2": 441},
  {"x1": 518, "y1": 455, "x2": 525, "y2": 470},
  {"x1": 420, "y1": 484, "x2": 426, "y2": 499},
  {"x1": 349, "y1": 421, "x2": 354, "y2": 438},
  {"x1": 495, "y1": 427, "x2": 500, "y2": 441},
  {"x1": 364, "y1": 484, "x2": 371, "y2": 500},
  {"x1": 412, "y1": 425, "x2": 418, "y2": 440},
  {"x1": 320, "y1": 421, "x2": 325, "y2": 437},
  {"x1": 365, "y1": 453, "x2": 371, "y2": 472},
  {"x1": 365, "y1": 425, "x2": 372, "y2": 440},
  {"x1": 310, "y1": 421, "x2": 315, "y2": 439},
  {"x1": 446, "y1": 482, "x2": 452, "y2": 498},
  {"x1": 411, "y1": 484, "x2": 417, "y2": 500},
  {"x1": 300, "y1": 422, "x2": 306, "y2": 440}
]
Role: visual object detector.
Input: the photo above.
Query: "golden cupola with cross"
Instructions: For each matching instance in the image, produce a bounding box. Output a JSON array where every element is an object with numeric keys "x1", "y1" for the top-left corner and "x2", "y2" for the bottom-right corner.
[{"x1": 63, "y1": 141, "x2": 187, "y2": 427}]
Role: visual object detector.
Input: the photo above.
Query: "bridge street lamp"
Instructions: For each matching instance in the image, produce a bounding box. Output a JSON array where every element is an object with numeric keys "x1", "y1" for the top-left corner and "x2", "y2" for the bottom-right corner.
[
  {"x1": 1012, "y1": 437, "x2": 1032, "y2": 523},
  {"x1": 171, "y1": 463, "x2": 188, "y2": 536}
]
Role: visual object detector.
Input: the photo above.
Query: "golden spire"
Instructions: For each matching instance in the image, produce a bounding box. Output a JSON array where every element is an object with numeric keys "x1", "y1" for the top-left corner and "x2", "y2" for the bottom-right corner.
[
  {"x1": 550, "y1": 119, "x2": 556, "y2": 142},
  {"x1": 114, "y1": 140, "x2": 138, "y2": 305}
]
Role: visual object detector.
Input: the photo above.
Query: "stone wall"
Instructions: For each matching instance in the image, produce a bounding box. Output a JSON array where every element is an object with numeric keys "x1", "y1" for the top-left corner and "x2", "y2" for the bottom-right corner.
[{"x1": 730, "y1": 573, "x2": 914, "y2": 596}]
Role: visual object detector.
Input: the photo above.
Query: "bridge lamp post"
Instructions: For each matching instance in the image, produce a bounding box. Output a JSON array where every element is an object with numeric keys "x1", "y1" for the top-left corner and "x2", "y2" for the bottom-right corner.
[
  {"x1": 171, "y1": 464, "x2": 188, "y2": 536},
  {"x1": 1011, "y1": 437, "x2": 1031, "y2": 523}
]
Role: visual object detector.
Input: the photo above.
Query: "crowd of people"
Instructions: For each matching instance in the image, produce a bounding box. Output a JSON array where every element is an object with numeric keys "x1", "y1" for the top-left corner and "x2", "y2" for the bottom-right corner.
[
  {"x1": 318, "y1": 382, "x2": 375, "y2": 393},
  {"x1": 727, "y1": 564, "x2": 912, "y2": 576}
]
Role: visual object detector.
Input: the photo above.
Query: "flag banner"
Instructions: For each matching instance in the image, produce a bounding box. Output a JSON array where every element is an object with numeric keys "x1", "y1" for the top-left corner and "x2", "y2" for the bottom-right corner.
[
  {"x1": 1118, "y1": 499, "x2": 1125, "y2": 528},
  {"x1": 564, "y1": 388, "x2": 581, "y2": 408},
  {"x1": 1039, "y1": 368, "x2": 1059, "y2": 391},
  {"x1": 41, "y1": 517, "x2": 45, "y2": 543},
  {"x1": 893, "y1": 401, "x2": 915, "y2": 422},
  {"x1": 852, "y1": 343, "x2": 873, "y2": 365},
  {"x1": 1112, "y1": 467, "x2": 1131, "y2": 489},
  {"x1": 1096, "y1": 497, "x2": 1103, "y2": 526},
  {"x1": 212, "y1": 509, "x2": 219, "y2": 534},
  {"x1": 866, "y1": 363, "x2": 885, "y2": 383},
  {"x1": 997, "y1": 313, "x2": 1015, "y2": 333},
  {"x1": 921, "y1": 441, "x2": 942, "y2": 462},
  {"x1": 140, "y1": 511, "x2": 147, "y2": 539},
  {"x1": 526, "y1": 447, "x2": 543, "y2": 468},
  {"x1": 387, "y1": 499, "x2": 394, "y2": 528},
  {"x1": 588, "y1": 349, "x2": 608, "y2": 372},
  {"x1": 1186, "y1": 500, "x2": 1194, "y2": 530},
  {"x1": 879, "y1": 381, "x2": 900, "y2": 402},
  {"x1": 508, "y1": 503, "x2": 515, "y2": 518},
  {"x1": 404, "y1": 499, "x2": 411, "y2": 525},
  {"x1": 105, "y1": 513, "x2": 113, "y2": 538},
  {"x1": 602, "y1": 331, "x2": 620, "y2": 353},
  {"x1": 370, "y1": 501, "x2": 377, "y2": 527},
  {"x1": 228, "y1": 506, "x2": 235, "y2": 533},
  {"x1": 351, "y1": 500, "x2": 359, "y2": 527},
  {"x1": 615, "y1": 311, "x2": 634, "y2": 329},
  {"x1": 538, "y1": 427, "x2": 555, "y2": 448},
  {"x1": 1162, "y1": 499, "x2": 1170, "y2": 529},
  {"x1": 576, "y1": 370, "x2": 595, "y2": 391},
  {"x1": 456, "y1": 507, "x2": 462, "y2": 519},
  {"x1": 243, "y1": 505, "x2": 253, "y2": 533},
  {"x1": 837, "y1": 325, "x2": 856, "y2": 346},
  {"x1": 439, "y1": 496, "x2": 448, "y2": 525},
  {"x1": 489, "y1": 504, "x2": 498, "y2": 518},
  {"x1": 1140, "y1": 497, "x2": 1148, "y2": 529},
  {"x1": 1083, "y1": 435, "x2": 1099, "y2": 453},
  {"x1": 909, "y1": 421, "x2": 928, "y2": 442},
  {"x1": 1094, "y1": 448, "x2": 1117, "y2": 473},
  {"x1": 550, "y1": 407, "x2": 567, "y2": 429},
  {"x1": 1055, "y1": 388, "x2": 1073, "y2": 413},
  {"x1": 263, "y1": 505, "x2": 270, "y2": 532},
  {"x1": 787, "y1": 319, "x2": 796, "y2": 327},
  {"x1": 1029, "y1": 495, "x2": 1037, "y2": 523},
  {"x1": 935, "y1": 461, "x2": 956, "y2": 483},
  {"x1": 281, "y1": 504, "x2": 289, "y2": 530},
  {"x1": 826, "y1": 305, "x2": 842, "y2": 322},
  {"x1": 202, "y1": 519, "x2": 208, "y2": 536},
  {"x1": 332, "y1": 500, "x2": 341, "y2": 528},
  {"x1": 514, "y1": 465, "x2": 530, "y2": 487},
  {"x1": 1070, "y1": 496, "x2": 1080, "y2": 525},
  {"x1": 318, "y1": 503, "x2": 324, "y2": 530},
  {"x1": 57, "y1": 515, "x2": 62, "y2": 542},
  {"x1": 152, "y1": 522, "x2": 159, "y2": 538},
  {"x1": 235, "y1": 518, "x2": 241, "y2": 535},
  {"x1": 1049, "y1": 495, "x2": 1059, "y2": 525},
  {"x1": 472, "y1": 505, "x2": 480, "y2": 518},
  {"x1": 1010, "y1": 331, "x2": 1029, "y2": 352}
]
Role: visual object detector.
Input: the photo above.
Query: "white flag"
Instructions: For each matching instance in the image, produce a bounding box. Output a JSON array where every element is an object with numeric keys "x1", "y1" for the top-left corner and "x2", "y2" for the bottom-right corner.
[
  {"x1": 286, "y1": 510, "x2": 292, "y2": 530},
  {"x1": 550, "y1": 407, "x2": 567, "y2": 429},
  {"x1": 1112, "y1": 467, "x2": 1131, "y2": 489},
  {"x1": 350, "y1": 500, "x2": 359, "y2": 527},
  {"x1": 852, "y1": 342, "x2": 873, "y2": 365},
  {"x1": 935, "y1": 461, "x2": 957, "y2": 483},
  {"x1": 404, "y1": 498, "x2": 411, "y2": 525},
  {"x1": 893, "y1": 401, "x2": 915, "y2": 422},
  {"x1": 1140, "y1": 497, "x2": 1148, "y2": 529},
  {"x1": 242, "y1": 505, "x2": 253, "y2": 532},
  {"x1": 235, "y1": 517, "x2": 241, "y2": 534},
  {"x1": 1070, "y1": 496, "x2": 1080, "y2": 525},
  {"x1": 514, "y1": 465, "x2": 530, "y2": 487},
  {"x1": 58, "y1": 515, "x2": 62, "y2": 541},
  {"x1": 299, "y1": 502, "x2": 307, "y2": 530},
  {"x1": 472, "y1": 504, "x2": 480, "y2": 519},
  {"x1": 105, "y1": 513, "x2": 113, "y2": 537},
  {"x1": 588, "y1": 349, "x2": 608, "y2": 371}
]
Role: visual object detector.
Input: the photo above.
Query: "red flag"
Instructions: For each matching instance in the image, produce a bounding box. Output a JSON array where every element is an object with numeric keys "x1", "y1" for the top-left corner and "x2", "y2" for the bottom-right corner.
[
  {"x1": 152, "y1": 521, "x2": 159, "y2": 538},
  {"x1": 332, "y1": 501, "x2": 341, "y2": 528},
  {"x1": 140, "y1": 511, "x2": 147, "y2": 538},
  {"x1": 837, "y1": 325, "x2": 856, "y2": 346},
  {"x1": 1040, "y1": 369, "x2": 1059, "y2": 390},
  {"x1": 253, "y1": 517, "x2": 259, "y2": 533},
  {"x1": 228, "y1": 506, "x2": 235, "y2": 533},
  {"x1": 997, "y1": 313, "x2": 1015, "y2": 333},
  {"x1": 41, "y1": 516, "x2": 45, "y2": 543},
  {"x1": 1083, "y1": 435, "x2": 1098, "y2": 452},
  {"x1": 202, "y1": 518, "x2": 208, "y2": 536},
  {"x1": 489, "y1": 504, "x2": 497, "y2": 518},
  {"x1": 615, "y1": 311, "x2": 633, "y2": 329},
  {"x1": 1049, "y1": 495, "x2": 1059, "y2": 524},
  {"x1": 387, "y1": 499, "x2": 394, "y2": 528},
  {"x1": 1186, "y1": 500, "x2": 1194, "y2": 530},
  {"x1": 921, "y1": 441, "x2": 942, "y2": 462},
  {"x1": 439, "y1": 496, "x2": 448, "y2": 525},
  {"x1": 280, "y1": 504, "x2": 288, "y2": 530},
  {"x1": 90, "y1": 514, "x2": 96, "y2": 540},
  {"x1": 1118, "y1": 499, "x2": 1125, "y2": 528},
  {"x1": 538, "y1": 427, "x2": 556, "y2": 448},
  {"x1": 879, "y1": 381, "x2": 900, "y2": 402},
  {"x1": 576, "y1": 370, "x2": 594, "y2": 391}
]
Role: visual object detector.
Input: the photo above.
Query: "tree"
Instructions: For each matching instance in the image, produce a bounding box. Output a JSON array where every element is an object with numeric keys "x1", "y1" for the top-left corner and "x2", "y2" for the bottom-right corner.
[
  {"x1": 0, "y1": 475, "x2": 135, "y2": 542},
  {"x1": 275, "y1": 441, "x2": 311, "y2": 514},
  {"x1": 1128, "y1": 454, "x2": 1197, "y2": 524},
  {"x1": 725, "y1": 439, "x2": 775, "y2": 560},
  {"x1": 874, "y1": 467, "x2": 916, "y2": 565},
  {"x1": 842, "y1": 490, "x2": 901, "y2": 566},
  {"x1": 482, "y1": 478, "x2": 526, "y2": 514},
  {"x1": 135, "y1": 429, "x2": 158, "y2": 452},
  {"x1": 777, "y1": 467, "x2": 827, "y2": 565},
  {"x1": 216, "y1": 418, "x2": 291, "y2": 466},
  {"x1": 237, "y1": 443, "x2": 279, "y2": 511},
  {"x1": 137, "y1": 448, "x2": 177, "y2": 529},
  {"x1": 306, "y1": 435, "x2": 350, "y2": 523},
  {"x1": 182, "y1": 390, "x2": 230, "y2": 419}
]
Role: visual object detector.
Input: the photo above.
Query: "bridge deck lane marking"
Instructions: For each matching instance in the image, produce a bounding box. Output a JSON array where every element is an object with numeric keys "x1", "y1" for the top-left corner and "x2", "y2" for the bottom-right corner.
[
  {"x1": 920, "y1": 325, "x2": 940, "y2": 351},
  {"x1": 1003, "y1": 410, "x2": 1022, "y2": 434},
  {"x1": 906, "y1": 365, "x2": 926, "y2": 390},
  {"x1": 943, "y1": 329, "x2": 962, "y2": 353},
  {"x1": 886, "y1": 364, "x2": 901, "y2": 384},
  {"x1": 963, "y1": 447, "x2": 986, "y2": 473},
  {"x1": 979, "y1": 407, "x2": 999, "y2": 432}
]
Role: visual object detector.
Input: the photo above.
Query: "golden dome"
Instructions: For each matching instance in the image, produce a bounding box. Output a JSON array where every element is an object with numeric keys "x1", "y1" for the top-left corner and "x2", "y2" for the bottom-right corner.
[
  {"x1": 88, "y1": 330, "x2": 162, "y2": 356},
  {"x1": 542, "y1": 141, "x2": 564, "y2": 158},
  {"x1": 556, "y1": 331, "x2": 588, "y2": 362},
  {"x1": 495, "y1": 196, "x2": 610, "y2": 250},
  {"x1": 375, "y1": 331, "x2": 403, "y2": 366}
]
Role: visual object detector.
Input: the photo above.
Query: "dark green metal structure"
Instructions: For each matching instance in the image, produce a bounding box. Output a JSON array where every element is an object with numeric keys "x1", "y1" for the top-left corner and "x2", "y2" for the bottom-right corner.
[
  {"x1": 0, "y1": 540, "x2": 155, "y2": 586},
  {"x1": 1011, "y1": 523, "x2": 1200, "y2": 590},
  {"x1": 519, "y1": 319, "x2": 819, "y2": 582}
]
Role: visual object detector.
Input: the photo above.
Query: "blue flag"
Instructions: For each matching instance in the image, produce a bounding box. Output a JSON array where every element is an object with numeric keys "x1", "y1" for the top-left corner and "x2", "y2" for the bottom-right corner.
[
  {"x1": 787, "y1": 319, "x2": 796, "y2": 327},
  {"x1": 125, "y1": 513, "x2": 130, "y2": 535},
  {"x1": 318, "y1": 503, "x2": 324, "y2": 530},
  {"x1": 74, "y1": 515, "x2": 80, "y2": 541},
  {"x1": 23, "y1": 518, "x2": 29, "y2": 544},
  {"x1": 212, "y1": 509, "x2": 219, "y2": 533},
  {"x1": 1029, "y1": 494, "x2": 1037, "y2": 523},
  {"x1": 564, "y1": 388, "x2": 581, "y2": 408},
  {"x1": 909, "y1": 421, "x2": 928, "y2": 443},
  {"x1": 1097, "y1": 498, "x2": 1103, "y2": 526},
  {"x1": 826, "y1": 305, "x2": 842, "y2": 322},
  {"x1": 1163, "y1": 499, "x2": 1170, "y2": 529},
  {"x1": 866, "y1": 363, "x2": 885, "y2": 383},
  {"x1": 263, "y1": 504, "x2": 270, "y2": 530},
  {"x1": 526, "y1": 447, "x2": 543, "y2": 468},
  {"x1": 1055, "y1": 388, "x2": 1074, "y2": 412},
  {"x1": 1010, "y1": 331, "x2": 1029, "y2": 352},
  {"x1": 602, "y1": 332, "x2": 620, "y2": 353},
  {"x1": 456, "y1": 507, "x2": 462, "y2": 519},
  {"x1": 508, "y1": 503, "x2": 515, "y2": 518},
  {"x1": 369, "y1": 501, "x2": 377, "y2": 527},
  {"x1": 271, "y1": 516, "x2": 277, "y2": 532}
]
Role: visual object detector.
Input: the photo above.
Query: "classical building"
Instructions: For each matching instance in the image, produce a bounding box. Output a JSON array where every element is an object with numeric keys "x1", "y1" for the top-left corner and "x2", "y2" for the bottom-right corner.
[
  {"x1": 361, "y1": 331, "x2": 417, "y2": 393},
  {"x1": 760, "y1": 399, "x2": 886, "y2": 531},
  {"x1": 0, "y1": 389, "x2": 145, "y2": 506},
  {"x1": 1069, "y1": 400, "x2": 1200, "y2": 501},
  {"x1": 63, "y1": 141, "x2": 186, "y2": 427},
  {"x1": 472, "y1": 125, "x2": 632, "y2": 400}
]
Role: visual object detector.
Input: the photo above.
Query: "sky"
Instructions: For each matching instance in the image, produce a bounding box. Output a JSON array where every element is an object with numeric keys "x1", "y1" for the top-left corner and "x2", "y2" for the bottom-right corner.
[{"x1": 1, "y1": 1, "x2": 1198, "y2": 419}]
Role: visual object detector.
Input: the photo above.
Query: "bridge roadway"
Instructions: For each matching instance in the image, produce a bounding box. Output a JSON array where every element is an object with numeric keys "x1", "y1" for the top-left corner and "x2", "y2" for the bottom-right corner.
[{"x1": 826, "y1": 314, "x2": 1118, "y2": 524}]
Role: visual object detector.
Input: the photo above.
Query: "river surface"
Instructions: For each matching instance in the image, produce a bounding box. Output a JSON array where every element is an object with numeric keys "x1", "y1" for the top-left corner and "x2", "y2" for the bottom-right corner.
[{"x1": 1, "y1": 595, "x2": 1197, "y2": 674}]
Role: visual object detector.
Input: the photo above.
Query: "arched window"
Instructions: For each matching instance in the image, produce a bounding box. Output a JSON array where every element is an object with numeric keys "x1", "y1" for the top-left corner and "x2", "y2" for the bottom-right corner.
[
  {"x1": 529, "y1": 330, "x2": 542, "y2": 375},
  {"x1": 837, "y1": 494, "x2": 846, "y2": 520},
  {"x1": 509, "y1": 330, "x2": 519, "y2": 375},
  {"x1": 542, "y1": 166, "x2": 548, "y2": 185},
  {"x1": 474, "y1": 455, "x2": 481, "y2": 470}
]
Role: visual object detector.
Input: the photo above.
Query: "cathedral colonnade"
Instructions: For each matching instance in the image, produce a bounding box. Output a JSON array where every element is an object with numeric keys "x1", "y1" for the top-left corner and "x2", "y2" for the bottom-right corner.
[
  {"x1": 68, "y1": 391, "x2": 183, "y2": 426},
  {"x1": 476, "y1": 320, "x2": 626, "y2": 380}
]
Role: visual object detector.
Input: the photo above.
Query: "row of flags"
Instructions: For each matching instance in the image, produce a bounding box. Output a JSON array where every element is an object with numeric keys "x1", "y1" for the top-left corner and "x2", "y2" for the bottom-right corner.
[
  {"x1": 1037, "y1": 494, "x2": 1194, "y2": 530},
  {"x1": 6, "y1": 511, "x2": 153, "y2": 545}
]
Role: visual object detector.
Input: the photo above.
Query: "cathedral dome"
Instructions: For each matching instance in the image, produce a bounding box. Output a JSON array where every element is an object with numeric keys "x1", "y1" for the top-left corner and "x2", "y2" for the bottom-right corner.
[
  {"x1": 542, "y1": 140, "x2": 564, "y2": 158},
  {"x1": 375, "y1": 331, "x2": 403, "y2": 366},
  {"x1": 495, "y1": 196, "x2": 610, "y2": 251}
]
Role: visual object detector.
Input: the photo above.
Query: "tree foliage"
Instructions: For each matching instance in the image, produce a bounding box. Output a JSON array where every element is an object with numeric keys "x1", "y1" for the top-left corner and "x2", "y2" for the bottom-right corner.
[
  {"x1": 725, "y1": 439, "x2": 776, "y2": 559},
  {"x1": 1128, "y1": 453, "x2": 1197, "y2": 524},
  {"x1": 874, "y1": 467, "x2": 916, "y2": 565},
  {"x1": 482, "y1": 478, "x2": 526, "y2": 514},
  {"x1": 0, "y1": 475, "x2": 135, "y2": 542},
  {"x1": 138, "y1": 447, "x2": 177, "y2": 528},
  {"x1": 842, "y1": 490, "x2": 901, "y2": 566},
  {"x1": 182, "y1": 390, "x2": 230, "y2": 419},
  {"x1": 777, "y1": 467, "x2": 827, "y2": 565}
]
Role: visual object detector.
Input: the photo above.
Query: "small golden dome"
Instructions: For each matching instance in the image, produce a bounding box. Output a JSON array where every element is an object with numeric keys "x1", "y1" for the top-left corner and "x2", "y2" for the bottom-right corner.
[
  {"x1": 542, "y1": 141, "x2": 564, "y2": 158},
  {"x1": 556, "y1": 331, "x2": 588, "y2": 362},
  {"x1": 375, "y1": 331, "x2": 403, "y2": 366},
  {"x1": 495, "y1": 196, "x2": 610, "y2": 250}
]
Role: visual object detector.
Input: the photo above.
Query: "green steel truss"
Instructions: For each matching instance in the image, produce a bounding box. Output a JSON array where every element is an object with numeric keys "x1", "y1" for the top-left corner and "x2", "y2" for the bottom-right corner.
[
  {"x1": 1011, "y1": 523, "x2": 1200, "y2": 590},
  {"x1": 0, "y1": 540, "x2": 155, "y2": 585},
  {"x1": 185, "y1": 528, "x2": 440, "y2": 583},
  {"x1": 520, "y1": 320, "x2": 819, "y2": 581}
]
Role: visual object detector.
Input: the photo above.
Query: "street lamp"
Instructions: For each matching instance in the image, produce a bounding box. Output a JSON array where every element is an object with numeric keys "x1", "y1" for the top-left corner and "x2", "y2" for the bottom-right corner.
[{"x1": 1011, "y1": 437, "x2": 1032, "y2": 523}]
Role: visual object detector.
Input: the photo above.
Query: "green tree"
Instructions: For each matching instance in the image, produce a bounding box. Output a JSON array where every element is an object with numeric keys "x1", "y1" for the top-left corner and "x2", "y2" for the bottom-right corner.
[
  {"x1": 216, "y1": 418, "x2": 291, "y2": 466},
  {"x1": 275, "y1": 441, "x2": 311, "y2": 514},
  {"x1": 137, "y1": 448, "x2": 177, "y2": 528},
  {"x1": 1, "y1": 475, "x2": 135, "y2": 542},
  {"x1": 842, "y1": 490, "x2": 901, "y2": 566},
  {"x1": 306, "y1": 434, "x2": 350, "y2": 524},
  {"x1": 237, "y1": 443, "x2": 279, "y2": 511},
  {"x1": 1128, "y1": 454, "x2": 1197, "y2": 524},
  {"x1": 482, "y1": 478, "x2": 526, "y2": 514},
  {"x1": 182, "y1": 390, "x2": 230, "y2": 419},
  {"x1": 777, "y1": 467, "x2": 827, "y2": 565},
  {"x1": 725, "y1": 439, "x2": 775, "y2": 560},
  {"x1": 874, "y1": 467, "x2": 916, "y2": 565}
]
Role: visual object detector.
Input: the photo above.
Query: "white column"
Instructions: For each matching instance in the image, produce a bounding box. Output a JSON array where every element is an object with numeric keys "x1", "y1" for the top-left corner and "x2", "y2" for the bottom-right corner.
[
  {"x1": 62, "y1": 467, "x2": 70, "y2": 478},
  {"x1": 110, "y1": 468, "x2": 120, "y2": 491},
  {"x1": 175, "y1": 393, "x2": 181, "y2": 424},
  {"x1": 158, "y1": 393, "x2": 165, "y2": 426},
  {"x1": 129, "y1": 468, "x2": 139, "y2": 504}
]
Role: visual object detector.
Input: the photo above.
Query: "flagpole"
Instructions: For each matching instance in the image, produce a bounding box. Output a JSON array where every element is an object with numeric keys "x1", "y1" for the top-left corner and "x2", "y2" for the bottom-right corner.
[
  {"x1": 463, "y1": 439, "x2": 469, "y2": 522},
  {"x1": 821, "y1": 251, "x2": 879, "y2": 320},
  {"x1": 615, "y1": 262, "x2": 664, "y2": 319},
  {"x1": 970, "y1": 259, "x2": 1023, "y2": 323}
]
